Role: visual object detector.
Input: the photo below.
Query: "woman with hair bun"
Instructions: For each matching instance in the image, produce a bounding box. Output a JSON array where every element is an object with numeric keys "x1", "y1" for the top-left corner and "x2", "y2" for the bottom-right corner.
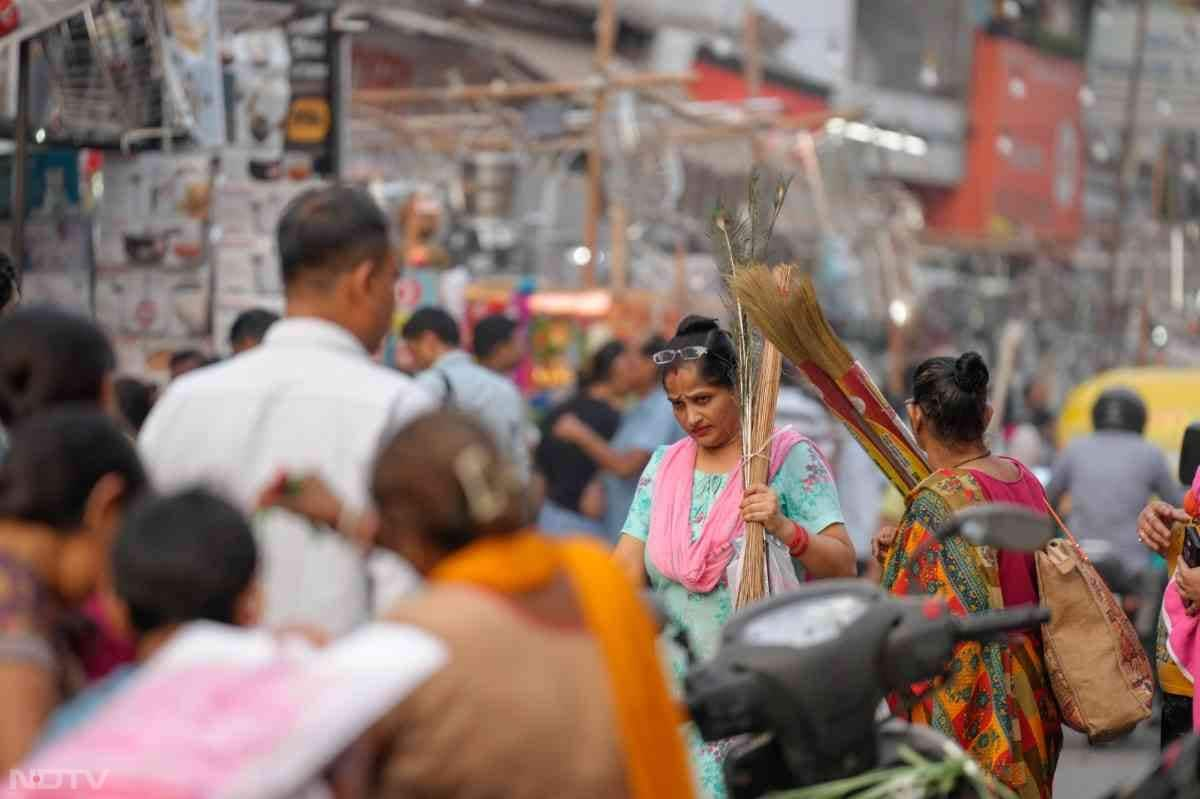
[
  {"x1": 613, "y1": 315, "x2": 855, "y2": 798},
  {"x1": 877, "y1": 352, "x2": 1061, "y2": 798}
]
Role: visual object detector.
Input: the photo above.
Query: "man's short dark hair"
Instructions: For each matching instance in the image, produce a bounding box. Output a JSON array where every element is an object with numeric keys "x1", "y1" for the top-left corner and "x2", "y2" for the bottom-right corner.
[
  {"x1": 473, "y1": 314, "x2": 518, "y2": 361},
  {"x1": 277, "y1": 186, "x2": 390, "y2": 287},
  {"x1": 113, "y1": 488, "x2": 259, "y2": 635},
  {"x1": 402, "y1": 306, "x2": 460, "y2": 347},
  {"x1": 229, "y1": 308, "x2": 280, "y2": 348}
]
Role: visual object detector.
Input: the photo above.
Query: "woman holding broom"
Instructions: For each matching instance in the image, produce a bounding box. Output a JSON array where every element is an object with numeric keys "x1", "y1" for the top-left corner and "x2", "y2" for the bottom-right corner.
[
  {"x1": 613, "y1": 315, "x2": 856, "y2": 798},
  {"x1": 877, "y1": 353, "x2": 1062, "y2": 799}
]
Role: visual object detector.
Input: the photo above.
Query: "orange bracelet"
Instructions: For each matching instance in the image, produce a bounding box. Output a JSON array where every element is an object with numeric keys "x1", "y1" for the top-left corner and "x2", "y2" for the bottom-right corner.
[{"x1": 788, "y1": 522, "x2": 811, "y2": 557}]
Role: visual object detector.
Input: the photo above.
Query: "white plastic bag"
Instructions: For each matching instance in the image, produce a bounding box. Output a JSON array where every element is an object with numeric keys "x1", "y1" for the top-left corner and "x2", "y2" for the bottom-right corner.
[{"x1": 725, "y1": 533, "x2": 803, "y2": 603}]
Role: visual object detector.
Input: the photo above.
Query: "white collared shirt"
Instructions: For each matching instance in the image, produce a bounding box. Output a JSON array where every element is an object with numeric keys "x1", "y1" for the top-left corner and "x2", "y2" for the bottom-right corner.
[{"x1": 139, "y1": 318, "x2": 434, "y2": 636}]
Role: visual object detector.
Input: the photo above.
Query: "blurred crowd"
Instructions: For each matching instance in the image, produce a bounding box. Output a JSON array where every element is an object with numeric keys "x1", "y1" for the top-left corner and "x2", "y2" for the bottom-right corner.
[{"x1": 0, "y1": 185, "x2": 1197, "y2": 799}]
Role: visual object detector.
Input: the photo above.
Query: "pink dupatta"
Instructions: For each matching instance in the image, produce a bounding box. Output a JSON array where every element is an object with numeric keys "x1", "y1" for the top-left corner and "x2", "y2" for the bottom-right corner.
[
  {"x1": 647, "y1": 429, "x2": 805, "y2": 594},
  {"x1": 1163, "y1": 579, "x2": 1200, "y2": 732}
]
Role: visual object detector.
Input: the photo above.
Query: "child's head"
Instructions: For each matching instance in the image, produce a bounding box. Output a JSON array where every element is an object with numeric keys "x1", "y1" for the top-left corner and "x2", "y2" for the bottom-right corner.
[{"x1": 112, "y1": 488, "x2": 261, "y2": 638}]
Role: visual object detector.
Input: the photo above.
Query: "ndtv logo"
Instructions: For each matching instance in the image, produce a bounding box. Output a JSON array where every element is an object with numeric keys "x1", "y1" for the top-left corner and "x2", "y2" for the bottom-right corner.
[{"x1": 8, "y1": 769, "x2": 111, "y2": 790}]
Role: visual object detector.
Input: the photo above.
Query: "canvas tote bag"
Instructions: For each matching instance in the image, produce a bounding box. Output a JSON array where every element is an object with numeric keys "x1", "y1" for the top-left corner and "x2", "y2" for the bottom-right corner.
[{"x1": 1037, "y1": 503, "x2": 1154, "y2": 743}]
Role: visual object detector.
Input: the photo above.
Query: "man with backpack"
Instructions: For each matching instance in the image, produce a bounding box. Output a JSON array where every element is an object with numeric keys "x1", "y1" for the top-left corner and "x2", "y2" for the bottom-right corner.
[{"x1": 403, "y1": 307, "x2": 531, "y2": 487}]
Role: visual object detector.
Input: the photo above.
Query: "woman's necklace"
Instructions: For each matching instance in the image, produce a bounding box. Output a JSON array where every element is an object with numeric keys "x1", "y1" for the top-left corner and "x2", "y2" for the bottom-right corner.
[{"x1": 951, "y1": 449, "x2": 992, "y2": 469}]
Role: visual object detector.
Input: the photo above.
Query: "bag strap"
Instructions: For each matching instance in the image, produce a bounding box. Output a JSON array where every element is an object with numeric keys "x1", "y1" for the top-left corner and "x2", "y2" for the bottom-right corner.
[
  {"x1": 1042, "y1": 500, "x2": 1076, "y2": 545},
  {"x1": 437, "y1": 369, "x2": 456, "y2": 409},
  {"x1": 1041, "y1": 497, "x2": 1096, "y2": 566}
]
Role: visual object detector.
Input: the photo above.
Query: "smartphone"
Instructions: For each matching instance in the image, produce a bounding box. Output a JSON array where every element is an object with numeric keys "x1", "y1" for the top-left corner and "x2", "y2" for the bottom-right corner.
[{"x1": 1183, "y1": 525, "x2": 1200, "y2": 570}]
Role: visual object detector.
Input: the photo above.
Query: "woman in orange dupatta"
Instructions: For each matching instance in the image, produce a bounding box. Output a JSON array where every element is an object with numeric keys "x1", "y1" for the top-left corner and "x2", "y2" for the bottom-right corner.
[
  {"x1": 262, "y1": 410, "x2": 694, "y2": 799},
  {"x1": 877, "y1": 354, "x2": 1061, "y2": 799}
]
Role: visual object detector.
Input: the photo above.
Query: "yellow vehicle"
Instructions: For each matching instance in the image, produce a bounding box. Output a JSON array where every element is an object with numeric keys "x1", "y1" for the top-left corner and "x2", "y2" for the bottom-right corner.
[{"x1": 1057, "y1": 368, "x2": 1200, "y2": 469}]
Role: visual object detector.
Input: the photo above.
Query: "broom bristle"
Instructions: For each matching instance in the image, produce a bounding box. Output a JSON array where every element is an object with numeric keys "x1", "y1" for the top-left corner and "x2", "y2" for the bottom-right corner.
[
  {"x1": 734, "y1": 266, "x2": 790, "y2": 610},
  {"x1": 730, "y1": 268, "x2": 855, "y2": 378}
]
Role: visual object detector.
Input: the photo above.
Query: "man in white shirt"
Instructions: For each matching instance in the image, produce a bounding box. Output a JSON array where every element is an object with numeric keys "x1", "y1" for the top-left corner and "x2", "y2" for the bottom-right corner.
[{"x1": 139, "y1": 186, "x2": 433, "y2": 637}]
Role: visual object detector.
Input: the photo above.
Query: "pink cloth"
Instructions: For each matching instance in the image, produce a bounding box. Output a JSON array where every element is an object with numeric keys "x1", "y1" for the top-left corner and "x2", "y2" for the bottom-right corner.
[
  {"x1": 1163, "y1": 579, "x2": 1200, "y2": 732},
  {"x1": 79, "y1": 594, "x2": 136, "y2": 681},
  {"x1": 648, "y1": 429, "x2": 805, "y2": 593},
  {"x1": 967, "y1": 458, "x2": 1044, "y2": 609}
]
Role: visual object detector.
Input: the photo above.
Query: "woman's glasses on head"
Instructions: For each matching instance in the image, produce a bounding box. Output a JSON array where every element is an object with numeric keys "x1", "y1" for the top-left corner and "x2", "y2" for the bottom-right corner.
[{"x1": 652, "y1": 346, "x2": 709, "y2": 366}]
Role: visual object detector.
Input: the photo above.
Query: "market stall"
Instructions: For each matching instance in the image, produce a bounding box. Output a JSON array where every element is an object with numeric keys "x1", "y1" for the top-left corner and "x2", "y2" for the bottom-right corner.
[{"x1": 0, "y1": 0, "x2": 345, "y2": 379}]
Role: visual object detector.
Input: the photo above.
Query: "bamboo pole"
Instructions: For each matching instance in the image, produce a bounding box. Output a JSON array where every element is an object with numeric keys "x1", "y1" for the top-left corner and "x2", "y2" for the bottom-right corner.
[
  {"x1": 743, "y1": 0, "x2": 764, "y2": 161},
  {"x1": 1109, "y1": 0, "x2": 1150, "y2": 334},
  {"x1": 583, "y1": 0, "x2": 619, "y2": 289},
  {"x1": 353, "y1": 72, "x2": 693, "y2": 106},
  {"x1": 609, "y1": 201, "x2": 629, "y2": 291},
  {"x1": 743, "y1": 0, "x2": 762, "y2": 97}
]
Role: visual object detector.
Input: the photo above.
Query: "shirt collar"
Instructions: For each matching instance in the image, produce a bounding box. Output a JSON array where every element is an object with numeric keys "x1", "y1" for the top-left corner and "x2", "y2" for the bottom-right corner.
[
  {"x1": 263, "y1": 318, "x2": 369, "y2": 357},
  {"x1": 433, "y1": 350, "x2": 472, "y2": 369}
]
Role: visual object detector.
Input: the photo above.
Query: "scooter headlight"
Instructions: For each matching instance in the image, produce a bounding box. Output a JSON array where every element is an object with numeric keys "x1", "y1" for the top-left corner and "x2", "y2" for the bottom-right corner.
[{"x1": 737, "y1": 594, "x2": 870, "y2": 649}]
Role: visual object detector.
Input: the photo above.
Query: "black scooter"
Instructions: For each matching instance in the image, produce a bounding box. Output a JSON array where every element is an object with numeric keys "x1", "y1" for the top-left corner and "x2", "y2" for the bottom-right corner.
[{"x1": 669, "y1": 504, "x2": 1055, "y2": 798}]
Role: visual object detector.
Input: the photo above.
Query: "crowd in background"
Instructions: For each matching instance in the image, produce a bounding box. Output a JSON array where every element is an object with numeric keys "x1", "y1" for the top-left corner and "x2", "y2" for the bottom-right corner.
[{"x1": 1, "y1": 184, "x2": 1199, "y2": 798}]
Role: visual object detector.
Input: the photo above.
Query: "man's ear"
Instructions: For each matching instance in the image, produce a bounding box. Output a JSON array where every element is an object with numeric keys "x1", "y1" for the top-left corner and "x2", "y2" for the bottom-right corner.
[{"x1": 345, "y1": 258, "x2": 378, "y2": 301}]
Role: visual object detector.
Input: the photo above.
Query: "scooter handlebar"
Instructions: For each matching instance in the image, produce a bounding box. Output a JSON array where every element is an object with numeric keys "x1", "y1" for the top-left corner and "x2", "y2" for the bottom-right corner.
[{"x1": 953, "y1": 606, "x2": 1050, "y2": 641}]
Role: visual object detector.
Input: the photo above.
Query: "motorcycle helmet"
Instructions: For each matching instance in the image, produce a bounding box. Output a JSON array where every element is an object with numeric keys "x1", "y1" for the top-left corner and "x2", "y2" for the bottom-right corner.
[{"x1": 1091, "y1": 387, "x2": 1147, "y2": 435}]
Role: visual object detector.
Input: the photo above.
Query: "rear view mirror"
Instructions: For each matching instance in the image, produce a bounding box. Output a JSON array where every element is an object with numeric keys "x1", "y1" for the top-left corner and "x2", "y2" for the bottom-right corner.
[
  {"x1": 936, "y1": 503, "x2": 1054, "y2": 553},
  {"x1": 1179, "y1": 422, "x2": 1200, "y2": 486}
]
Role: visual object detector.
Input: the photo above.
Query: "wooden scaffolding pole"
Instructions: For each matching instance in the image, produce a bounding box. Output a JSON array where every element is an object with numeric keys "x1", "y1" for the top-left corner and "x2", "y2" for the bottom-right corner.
[
  {"x1": 353, "y1": 72, "x2": 692, "y2": 106},
  {"x1": 1109, "y1": 0, "x2": 1150, "y2": 327},
  {"x1": 582, "y1": 0, "x2": 618, "y2": 288}
]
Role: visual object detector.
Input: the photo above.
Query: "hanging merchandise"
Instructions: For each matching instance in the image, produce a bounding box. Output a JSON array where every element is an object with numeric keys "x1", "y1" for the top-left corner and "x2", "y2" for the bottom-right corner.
[
  {"x1": 93, "y1": 153, "x2": 211, "y2": 271},
  {"x1": 226, "y1": 27, "x2": 291, "y2": 181},
  {"x1": 4, "y1": 150, "x2": 92, "y2": 313},
  {"x1": 283, "y1": 12, "x2": 335, "y2": 176},
  {"x1": 94, "y1": 266, "x2": 208, "y2": 338},
  {"x1": 162, "y1": 0, "x2": 226, "y2": 147},
  {"x1": 0, "y1": 1, "x2": 93, "y2": 47}
]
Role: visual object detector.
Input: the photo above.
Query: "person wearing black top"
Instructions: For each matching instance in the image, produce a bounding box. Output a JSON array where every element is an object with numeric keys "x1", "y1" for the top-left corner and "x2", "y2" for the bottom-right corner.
[{"x1": 535, "y1": 341, "x2": 627, "y2": 537}]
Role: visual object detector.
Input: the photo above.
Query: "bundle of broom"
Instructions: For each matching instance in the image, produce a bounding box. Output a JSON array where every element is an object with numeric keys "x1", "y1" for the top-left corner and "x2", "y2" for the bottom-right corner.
[
  {"x1": 731, "y1": 267, "x2": 789, "y2": 610},
  {"x1": 730, "y1": 267, "x2": 932, "y2": 495},
  {"x1": 711, "y1": 174, "x2": 790, "y2": 609}
]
